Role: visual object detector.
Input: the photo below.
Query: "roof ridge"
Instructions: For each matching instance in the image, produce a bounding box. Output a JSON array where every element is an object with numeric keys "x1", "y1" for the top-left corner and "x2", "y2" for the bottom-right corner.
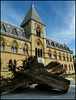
[
  {"x1": 46, "y1": 38, "x2": 65, "y2": 45},
  {"x1": 1, "y1": 20, "x2": 24, "y2": 29}
]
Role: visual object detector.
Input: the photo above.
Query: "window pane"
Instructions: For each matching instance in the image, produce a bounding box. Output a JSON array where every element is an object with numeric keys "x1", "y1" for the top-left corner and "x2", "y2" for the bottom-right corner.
[
  {"x1": 14, "y1": 46, "x2": 17, "y2": 53},
  {"x1": 25, "y1": 48, "x2": 28, "y2": 55}
]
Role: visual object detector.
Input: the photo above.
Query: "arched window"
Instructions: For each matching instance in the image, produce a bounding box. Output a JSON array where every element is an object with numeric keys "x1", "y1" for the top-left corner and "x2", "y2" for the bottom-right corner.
[
  {"x1": 25, "y1": 48, "x2": 28, "y2": 55},
  {"x1": 63, "y1": 53, "x2": 65, "y2": 61},
  {"x1": 54, "y1": 51, "x2": 57, "y2": 59},
  {"x1": 11, "y1": 42, "x2": 18, "y2": 54},
  {"x1": 0, "y1": 40, "x2": 4, "y2": 51},
  {"x1": 67, "y1": 55, "x2": 69, "y2": 61},
  {"x1": 36, "y1": 27, "x2": 40, "y2": 37},
  {"x1": 11, "y1": 45, "x2": 14, "y2": 53},
  {"x1": 14, "y1": 45, "x2": 17, "y2": 53},
  {"x1": 59, "y1": 52, "x2": 61, "y2": 60},
  {"x1": 23, "y1": 44, "x2": 28, "y2": 55}
]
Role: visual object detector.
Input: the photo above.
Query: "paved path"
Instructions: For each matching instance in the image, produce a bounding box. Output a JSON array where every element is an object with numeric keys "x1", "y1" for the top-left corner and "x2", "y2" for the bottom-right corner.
[{"x1": 1, "y1": 84, "x2": 75, "y2": 99}]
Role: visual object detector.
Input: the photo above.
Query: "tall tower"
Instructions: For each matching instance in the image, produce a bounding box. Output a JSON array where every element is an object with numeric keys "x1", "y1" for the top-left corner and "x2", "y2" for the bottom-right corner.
[{"x1": 20, "y1": 4, "x2": 46, "y2": 59}]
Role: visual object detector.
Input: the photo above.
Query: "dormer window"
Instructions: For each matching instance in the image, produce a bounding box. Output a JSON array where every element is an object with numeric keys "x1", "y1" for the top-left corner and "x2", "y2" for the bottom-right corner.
[
  {"x1": 36, "y1": 27, "x2": 40, "y2": 37},
  {"x1": 46, "y1": 40, "x2": 50, "y2": 46},
  {"x1": 51, "y1": 42, "x2": 55, "y2": 47}
]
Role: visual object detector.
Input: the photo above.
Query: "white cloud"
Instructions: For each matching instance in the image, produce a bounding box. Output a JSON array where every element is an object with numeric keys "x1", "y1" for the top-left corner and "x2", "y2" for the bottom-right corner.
[{"x1": 47, "y1": 2, "x2": 75, "y2": 45}]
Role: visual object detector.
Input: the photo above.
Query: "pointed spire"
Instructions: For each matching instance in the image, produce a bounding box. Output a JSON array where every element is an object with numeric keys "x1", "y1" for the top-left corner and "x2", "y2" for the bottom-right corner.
[
  {"x1": 20, "y1": 3, "x2": 45, "y2": 27},
  {"x1": 30, "y1": 3, "x2": 34, "y2": 9}
]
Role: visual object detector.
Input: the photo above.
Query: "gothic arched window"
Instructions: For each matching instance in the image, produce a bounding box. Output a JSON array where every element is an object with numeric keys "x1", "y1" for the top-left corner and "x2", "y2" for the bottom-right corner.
[
  {"x1": 11, "y1": 41, "x2": 18, "y2": 53},
  {"x1": 23, "y1": 44, "x2": 28, "y2": 55},
  {"x1": 59, "y1": 52, "x2": 61, "y2": 60},
  {"x1": 14, "y1": 45, "x2": 17, "y2": 53},
  {"x1": 11, "y1": 45, "x2": 14, "y2": 53},
  {"x1": 54, "y1": 51, "x2": 57, "y2": 59},
  {"x1": 36, "y1": 27, "x2": 40, "y2": 37}
]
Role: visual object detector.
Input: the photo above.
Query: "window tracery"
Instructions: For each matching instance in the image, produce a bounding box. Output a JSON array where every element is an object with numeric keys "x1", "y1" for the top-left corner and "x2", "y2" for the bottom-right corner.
[
  {"x1": 11, "y1": 41, "x2": 18, "y2": 54},
  {"x1": 23, "y1": 44, "x2": 28, "y2": 55},
  {"x1": 35, "y1": 48, "x2": 42, "y2": 57}
]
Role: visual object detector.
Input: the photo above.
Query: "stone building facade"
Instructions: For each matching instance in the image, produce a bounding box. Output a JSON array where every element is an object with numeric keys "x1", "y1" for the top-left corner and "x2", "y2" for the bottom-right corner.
[{"x1": 0, "y1": 4, "x2": 75, "y2": 77}]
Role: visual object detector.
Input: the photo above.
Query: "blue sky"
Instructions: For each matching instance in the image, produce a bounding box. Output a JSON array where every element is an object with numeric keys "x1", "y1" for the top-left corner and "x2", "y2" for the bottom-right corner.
[{"x1": 1, "y1": 1, "x2": 75, "y2": 55}]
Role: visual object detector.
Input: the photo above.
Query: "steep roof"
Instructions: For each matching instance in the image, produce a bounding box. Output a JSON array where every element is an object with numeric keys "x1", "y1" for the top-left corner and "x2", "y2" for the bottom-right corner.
[
  {"x1": 20, "y1": 4, "x2": 45, "y2": 27},
  {"x1": 46, "y1": 38, "x2": 72, "y2": 54},
  {"x1": 1, "y1": 20, "x2": 30, "y2": 42}
]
